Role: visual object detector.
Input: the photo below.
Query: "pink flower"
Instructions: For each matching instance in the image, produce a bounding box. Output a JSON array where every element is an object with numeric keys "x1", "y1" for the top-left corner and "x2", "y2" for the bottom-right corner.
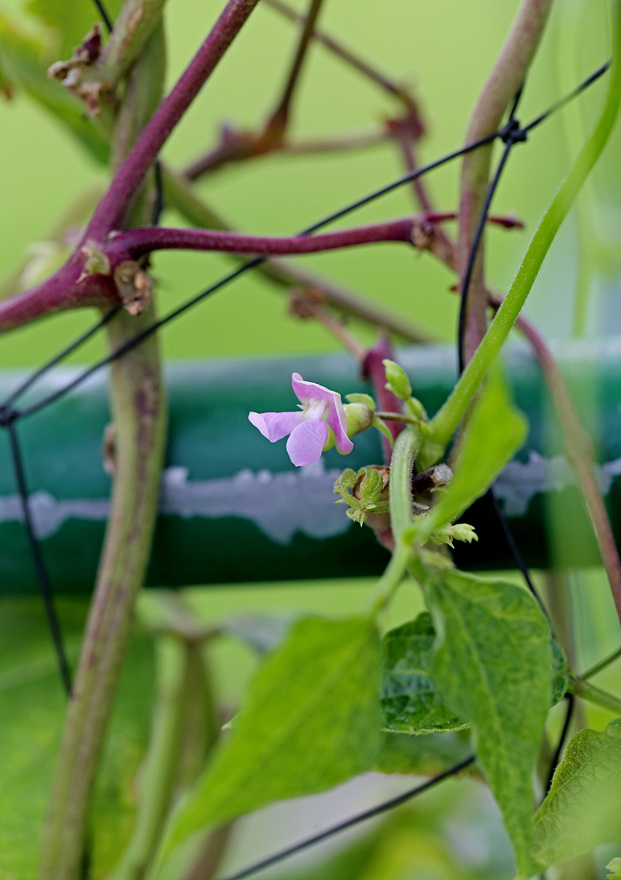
[{"x1": 249, "y1": 372, "x2": 354, "y2": 467}]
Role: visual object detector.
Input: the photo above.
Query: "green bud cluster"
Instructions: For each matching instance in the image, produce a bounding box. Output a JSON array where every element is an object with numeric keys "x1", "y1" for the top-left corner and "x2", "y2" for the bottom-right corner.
[{"x1": 334, "y1": 466, "x2": 390, "y2": 527}]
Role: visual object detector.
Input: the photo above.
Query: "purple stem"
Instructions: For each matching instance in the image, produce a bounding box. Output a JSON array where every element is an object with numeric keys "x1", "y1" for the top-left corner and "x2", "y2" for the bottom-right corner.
[
  {"x1": 86, "y1": 0, "x2": 262, "y2": 239},
  {"x1": 0, "y1": 258, "x2": 116, "y2": 334},
  {"x1": 108, "y1": 218, "x2": 416, "y2": 260}
]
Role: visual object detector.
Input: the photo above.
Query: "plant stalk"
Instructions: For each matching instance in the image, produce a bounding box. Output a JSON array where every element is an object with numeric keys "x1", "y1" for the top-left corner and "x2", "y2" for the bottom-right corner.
[{"x1": 457, "y1": 0, "x2": 553, "y2": 364}]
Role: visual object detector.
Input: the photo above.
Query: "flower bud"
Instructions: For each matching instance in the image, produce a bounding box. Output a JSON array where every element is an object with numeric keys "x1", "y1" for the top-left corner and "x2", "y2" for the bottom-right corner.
[
  {"x1": 382, "y1": 359, "x2": 412, "y2": 401},
  {"x1": 344, "y1": 402, "x2": 373, "y2": 438}
]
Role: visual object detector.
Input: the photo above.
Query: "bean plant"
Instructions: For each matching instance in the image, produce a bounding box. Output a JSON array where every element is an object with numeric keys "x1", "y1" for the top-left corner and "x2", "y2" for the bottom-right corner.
[{"x1": 1, "y1": 1, "x2": 621, "y2": 879}]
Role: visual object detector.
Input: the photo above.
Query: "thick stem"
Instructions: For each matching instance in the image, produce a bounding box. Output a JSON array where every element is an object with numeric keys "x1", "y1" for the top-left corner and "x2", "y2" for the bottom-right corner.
[
  {"x1": 457, "y1": 0, "x2": 553, "y2": 364},
  {"x1": 40, "y1": 308, "x2": 166, "y2": 880},
  {"x1": 41, "y1": 23, "x2": 168, "y2": 880}
]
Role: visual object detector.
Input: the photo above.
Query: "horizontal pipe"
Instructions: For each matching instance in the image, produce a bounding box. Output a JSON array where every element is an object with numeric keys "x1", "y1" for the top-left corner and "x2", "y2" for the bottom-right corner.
[{"x1": 0, "y1": 339, "x2": 620, "y2": 594}]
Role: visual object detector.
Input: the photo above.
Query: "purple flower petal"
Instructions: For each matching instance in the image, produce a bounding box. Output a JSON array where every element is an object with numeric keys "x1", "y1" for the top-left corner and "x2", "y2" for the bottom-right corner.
[
  {"x1": 286, "y1": 418, "x2": 328, "y2": 467},
  {"x1": 291, "y1": 372, "x2": 353, "y2": 455},
  {"x1": 248, "y1": 410, "x2": 303, "y2": 442},
  {"x1": 291, "y1": 372, "x2": 339, "y2": 407}
]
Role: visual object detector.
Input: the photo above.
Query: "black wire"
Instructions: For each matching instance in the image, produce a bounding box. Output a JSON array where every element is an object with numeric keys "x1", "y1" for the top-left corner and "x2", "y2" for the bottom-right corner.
[
  {"x1": 216, "y1": 756, "x2": 475, "y2": 880},
  {"x1": 4, "y1": 419, "x2": 72, "y2": 696},
  {"x1": 2, "y1": 306, "x2": 121, "y2": 410},
  {"x1": 489, "y1": 489, "x2": 551, "y2": 626},
  {"x1": 524, "y1": 60, "x2": 610, "y2": 136},
  {"x1": 91, "y1": 0, "x2": 113, "y2": 34},
  {"x1": 544, "y1": 693, "x2": 574, "y2": 795}
]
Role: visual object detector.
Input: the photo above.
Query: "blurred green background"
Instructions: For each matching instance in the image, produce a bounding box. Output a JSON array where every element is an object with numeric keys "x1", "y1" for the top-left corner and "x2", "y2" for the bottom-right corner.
[
  {"x1": 0, "y1": 0, "x2": 618, "y2": 369},
  {"x1": 2, "y1": 3, "x2": 621, "y2": 878}
]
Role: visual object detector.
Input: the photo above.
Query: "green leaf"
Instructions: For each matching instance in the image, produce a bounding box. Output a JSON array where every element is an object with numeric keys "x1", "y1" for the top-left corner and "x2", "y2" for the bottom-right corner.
[
  {"x1": 376, "y1": 730, "x2": 472, "y2": 777},
  {"x1": 0, "y1": 598, "x2": 153, "y2": 880},
  {"x1": 424, "y1": 568, "x2": 551, "y2": 876},
  {"x1": 380, "y1": 614, "x2": 468, "y2": 734},
  {"x1": 533, "y1": 719, "x2": 621, "y2": 869},
  {"x1": 159, "y1": 616, "x2": 382, "y2": 865},
  {"x1": 419, "y1": 367, "x2": 527, "y2": 542},
  {"x1": 607, "y1": 857, "x2": 621, "y2": 879}
]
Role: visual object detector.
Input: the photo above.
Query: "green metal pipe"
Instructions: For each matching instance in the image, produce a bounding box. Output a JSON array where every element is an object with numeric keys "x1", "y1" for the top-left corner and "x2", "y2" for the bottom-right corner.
[{"x1": 0, "y1": 339, "x2": 620, "y2": 594}]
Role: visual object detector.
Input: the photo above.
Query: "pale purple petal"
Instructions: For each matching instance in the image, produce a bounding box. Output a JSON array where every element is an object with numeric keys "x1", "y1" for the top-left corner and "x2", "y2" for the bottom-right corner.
[
  {"x1": 291, "y1": 372, "x2": 339, "y2": 407},
  {"x1": 248, "y1": 410, "x2": 303, "y2": 442},
  {"x1": 291, "y1": 372, "x2": 353, "y2": 455},
  {"x1": 325, "y1": 403, "x2": 354, "y2": 455},
  {"x1": 286, "y1": 418, "x2": 328, "y2": 467}
]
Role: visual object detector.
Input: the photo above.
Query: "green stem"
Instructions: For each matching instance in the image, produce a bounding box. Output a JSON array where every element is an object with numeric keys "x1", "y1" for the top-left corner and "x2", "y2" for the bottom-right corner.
[
  {"x1": 41, "y1": 24, "x2": 168, "y2": 880},
  {"x1": 373, "y1": 427, "x2": 419, "y2": 611},
  {"x1": 110, "y1": 636, "x2": 189, "y2": 880},
  {"x1": 572, "y1": 677, "x2": 621, "y2": 717},
  {"x1": 457, "y1": 0, "x2": 553, "y2": 364},
  {"x1": 430, "y1": 2, "x2": 621, "y2": 454}
]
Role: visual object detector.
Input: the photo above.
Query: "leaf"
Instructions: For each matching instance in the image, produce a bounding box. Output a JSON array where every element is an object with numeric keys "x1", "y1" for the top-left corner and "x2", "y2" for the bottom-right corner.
[
  {"x1": 158, "y1": 616, "x2": 382, "y2": 865},
  {"x1": 0, "y1": 598, "x2": 153, "y2": 880},
  {"x1": 533, "y1": 719, "x2": 621, "y2": 869},
  {"x1": 380, "y1": 613, "x2": 468, "y2": 734},
  {"x1": 376, "y1": 730, "x2": 473, "y2": 778},
  {"x1": 424, "y1": 568, "x2": 551, "y2": 876},
  {"x1": 420, "y1": 367, "x2": 527, "y2": 540}
]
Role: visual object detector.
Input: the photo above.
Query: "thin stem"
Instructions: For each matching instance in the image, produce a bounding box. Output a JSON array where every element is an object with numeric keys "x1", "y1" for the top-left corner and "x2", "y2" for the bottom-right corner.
[
  {"x1": 582, "y1": 646, "x2": 621, "y2": 681},
  {"x1": 572, "y1": 677, "x2": 621, "y2": 716},
  {"x1": 263, "y1": 0, "x2": 422, "y2": 116},
  {"x1": 289, "y1": 294, "x2": 367, "y2": 360},
  {"x1": 108, "y1": 218, "x2": 418, "y2": 260},
  {"x1": 457, "y1": 0, "x2": 553, "y2": 364},
  {"x1": 265, "y1": 0, "x2": 324, "y2": 134},
  {"x1": 372, "y1": 427, "x2": 419, "y2": 611}
]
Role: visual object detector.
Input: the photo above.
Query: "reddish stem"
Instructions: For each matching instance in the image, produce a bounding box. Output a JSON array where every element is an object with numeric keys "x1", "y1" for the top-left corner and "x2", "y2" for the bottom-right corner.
[
  {"x1": 108, "y1": 218, "x2": 417, "y2": 260},
  {"x1": 86, "y1": 0, "x2": 262, "y2": 239}
]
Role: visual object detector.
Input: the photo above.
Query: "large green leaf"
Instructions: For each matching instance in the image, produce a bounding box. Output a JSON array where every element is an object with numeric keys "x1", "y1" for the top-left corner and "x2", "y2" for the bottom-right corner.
[
  {"x1": 0, "y1": 598, "x2": 153, "y2": 880},
  {"x1": 424, "y1": 568, "x2": 551, "y2": 876},
  {"x1": 158, "y1": 616, "x2": 381, "y2": 866},
  {"x1": 533, "y1": 719, "x2": 621, "y2": 869},
  {"x1": 381, "y1": 613, "x2": 468, "y2": 735},
  {"x1": 420, "y1": 367, "x2": 527, "y2": 541}
]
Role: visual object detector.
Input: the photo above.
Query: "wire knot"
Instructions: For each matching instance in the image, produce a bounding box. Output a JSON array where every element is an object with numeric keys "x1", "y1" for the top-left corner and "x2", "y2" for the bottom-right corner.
[
  {"x1": 499, "y1": 118, "x2": 527, "y2": 146},
  {"x1": 0, "y1": 404, "x2": 20, "y2": 428}
]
